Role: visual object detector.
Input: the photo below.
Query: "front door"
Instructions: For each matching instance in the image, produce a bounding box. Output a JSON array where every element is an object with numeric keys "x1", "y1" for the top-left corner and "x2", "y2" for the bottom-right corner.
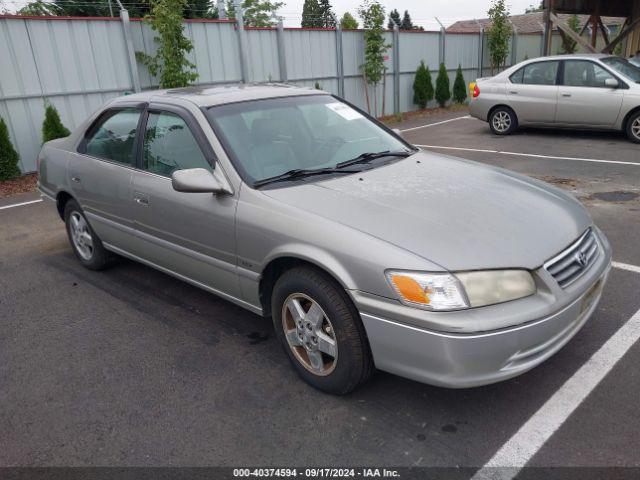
[
  {"x1": 507, "y1": 60, "x2": 560, "y2": 124},
  {"x1": 556, "y1": 60, "x2": 625, "y2": 127},
  {"x1": 131, "y1": 105, "x2": 241, "y2": 300},
  {"x1": 68, "y1": 106, "x2": 143, "y2": 247}
]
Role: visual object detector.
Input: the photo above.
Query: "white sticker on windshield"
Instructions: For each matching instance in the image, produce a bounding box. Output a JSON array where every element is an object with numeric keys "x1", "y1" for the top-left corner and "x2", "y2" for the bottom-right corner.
[{"x1": 326, "y1": 102, "x2": 363, "y2": 121}]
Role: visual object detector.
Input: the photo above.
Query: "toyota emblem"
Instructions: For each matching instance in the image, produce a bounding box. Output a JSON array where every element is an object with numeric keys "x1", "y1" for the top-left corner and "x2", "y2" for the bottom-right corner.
[{"x1": 575, "y1": 251, "x2": 588, "y2": 267}]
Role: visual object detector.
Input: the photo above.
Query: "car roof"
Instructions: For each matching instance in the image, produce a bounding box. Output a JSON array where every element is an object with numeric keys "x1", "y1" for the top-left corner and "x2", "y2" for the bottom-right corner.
[
  {"x1": 521, "y1": 53, "x2": 614, "y2": 62},
  {"x1": 111, "y1": 83, "x2": 326, "y2": 108}
]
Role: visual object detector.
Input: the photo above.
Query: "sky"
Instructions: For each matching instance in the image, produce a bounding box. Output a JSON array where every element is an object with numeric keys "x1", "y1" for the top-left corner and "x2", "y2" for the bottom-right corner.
[
  {"x1": 1, "y1": 0, "x2": 539, "y2": 29},
  {"x1": 279, "y1": 0, "x2": 538, "y2": 29}
]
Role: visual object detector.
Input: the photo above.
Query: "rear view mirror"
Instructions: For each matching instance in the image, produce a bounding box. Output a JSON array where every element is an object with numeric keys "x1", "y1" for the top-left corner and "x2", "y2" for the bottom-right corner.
[
  {"x1": 605, "y1": 78, "x2": 619, "y2": 88},
  {"x1": 172, "y1": 168, "x2": 233, "y2": 194}
]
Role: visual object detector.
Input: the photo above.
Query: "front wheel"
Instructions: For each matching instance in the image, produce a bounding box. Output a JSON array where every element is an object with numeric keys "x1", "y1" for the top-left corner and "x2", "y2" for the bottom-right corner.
[
  {"x1": 271, "y1": 266, "x2": 374, "y2": 395},
  {"x1": 489, "y1": 107, "x2": 518, "y2": 135},
  {"x1": 64, "y1": 199, "x2": 112, "y2": 270},
  {"x1": 626, "y1": 111, "x2": 640, "y2": 143}
]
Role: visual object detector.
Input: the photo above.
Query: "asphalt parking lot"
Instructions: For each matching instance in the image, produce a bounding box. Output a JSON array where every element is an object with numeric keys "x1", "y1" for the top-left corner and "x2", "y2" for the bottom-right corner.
[{"x1": 1, "y1": 109, "x2": 640, "y2": 476}]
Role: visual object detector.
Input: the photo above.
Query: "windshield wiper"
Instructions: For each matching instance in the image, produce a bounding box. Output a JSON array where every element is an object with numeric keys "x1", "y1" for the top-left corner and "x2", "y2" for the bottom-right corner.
[
  {"x1": 253, "y1": 167, "x2": 360, "y2": 188},
  {"x1": 335, "y1": 150, "x2": 414, "y2": 169}
]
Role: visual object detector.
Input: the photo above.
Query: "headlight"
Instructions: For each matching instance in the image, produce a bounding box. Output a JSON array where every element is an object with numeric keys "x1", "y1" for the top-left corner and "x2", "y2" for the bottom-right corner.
[{"x1": 386, "y1": 269, "x2": 535, "y2": 311}]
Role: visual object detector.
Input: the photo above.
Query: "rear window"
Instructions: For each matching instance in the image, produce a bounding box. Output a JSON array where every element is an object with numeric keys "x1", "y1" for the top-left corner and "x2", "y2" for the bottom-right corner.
[
  {"x1": 80, "y1": 108, "x2": 141, "y2": 165},
  {"x1": 510, "y1": 61, "x2": 559, "y2": 86}
]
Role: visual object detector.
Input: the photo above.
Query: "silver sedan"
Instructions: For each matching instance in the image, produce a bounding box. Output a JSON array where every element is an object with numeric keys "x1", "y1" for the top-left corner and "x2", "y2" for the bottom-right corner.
[
  {"x1": 38, "y1": 85, "x2": 611, "y2": 394},
  {"x1": 470, "y1": 54, "x2": 640, "y2": 143}
]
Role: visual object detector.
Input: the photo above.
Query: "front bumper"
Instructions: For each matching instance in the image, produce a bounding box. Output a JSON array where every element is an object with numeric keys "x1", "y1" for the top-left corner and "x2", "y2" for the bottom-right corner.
[{"x1": 356, "y1": 229, "x2": 612, "y2": 388}]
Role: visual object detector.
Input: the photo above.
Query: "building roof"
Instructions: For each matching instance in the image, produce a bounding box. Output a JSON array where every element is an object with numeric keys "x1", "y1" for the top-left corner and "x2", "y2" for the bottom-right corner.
[{"x1": 446, "y1": 12, "x2": 626, "y2": 34}]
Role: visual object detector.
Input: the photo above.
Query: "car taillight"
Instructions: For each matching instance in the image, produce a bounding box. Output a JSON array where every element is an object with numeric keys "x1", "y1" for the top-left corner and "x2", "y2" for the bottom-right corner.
[{"x1": 473, "y1": 84, "x2": 480, "y2": 98}]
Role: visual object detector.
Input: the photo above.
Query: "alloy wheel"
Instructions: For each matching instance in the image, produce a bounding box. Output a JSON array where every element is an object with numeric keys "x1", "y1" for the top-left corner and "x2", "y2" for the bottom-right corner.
[
  {"x1": 70, "y1": 211, "x2": 94, "y2": 261},
  {"x1": 493, "y1": 111, "x2": 512, "y2": 133},
  {"x1": 632, "y1": 118, "x2": 640, "y2": 141},
  {"x1": 281, "y1": 293, "x2": 338, "y2": 376}
]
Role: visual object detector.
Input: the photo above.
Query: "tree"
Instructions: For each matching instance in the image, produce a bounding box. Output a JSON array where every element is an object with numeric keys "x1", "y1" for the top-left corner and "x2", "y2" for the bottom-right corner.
[
  {"x1": 452, "y1": 65, "x2": 467, "y2": 104},
  {"x1": 21, "y1": 0, "x2": 215, "y2": 18},
  {"x1": 560, "y1": 14, "x2": 580, "y2": 54},
  {"x1": 226, "y1": 0, "x2": 284, "y2": 27},
  {"x1": 486, "y1": 0, "x2": 512, "y2": 74},
  {"x1": 340, "y1": 12, "x2": 358, "y2": 29},
  {"x1": 412, "y1": 61, "x2": 433, "y2": 109},
  {"x1": 318, "y1": 0, "x2": 336, "y2": 28},
  {"x1": 137, "y1": 0, "x2": 199, "y2": 88},
  {"x1": 358, "y1": 0, "x2": 390, "y2": 115},
  {"x1": 18, "y1": 0, "x2": 56, "y2": 16},
  {"x1": 525, "y1": 1, "x2": 543, "y2": 13},
  {"x1": 387, "y1": 9, "x2": 400, "y2": 30},
  {"x1": 302, "y1": 0, "x2": 321, "y2": 28},
  {"x1": 0, "y1": 117, "x2": 21, "y2": 181},
  {"x1": 435, "y1": 63, "x2": 450, "y2": 107},
  {"x1": 400, "y1": 10, "x2": 414, "y2": 30},
  {"x1": 42, "y1": 104, "x2": 71, "y2": 143},
  {"x1": 184, "y1": 1, "x2": 219, "y2": 19}
]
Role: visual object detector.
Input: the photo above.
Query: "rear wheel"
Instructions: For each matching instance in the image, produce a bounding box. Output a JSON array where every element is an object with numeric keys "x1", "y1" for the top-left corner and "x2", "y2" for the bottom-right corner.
[
  {"x1": 64, "y1": 199, "x2": 112, "y2": 270},
  {"x1": 489, "y1": 107, "x2": 518, "y2": 135},
  {"x1": 626, "y1": 111, "x2": 640, "y2": 143},
  {"x1": 271, "y1": 266, "x2": 374, "y2": 395}
]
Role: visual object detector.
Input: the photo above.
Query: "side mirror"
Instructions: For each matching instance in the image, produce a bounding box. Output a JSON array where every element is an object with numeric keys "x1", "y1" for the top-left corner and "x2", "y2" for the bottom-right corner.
[
  {"x1": 605, "y1": 78, "x2": 619, "y2": 88},
  {"x1": 392, "y1": 128, "x2": 402, "y2": 136},
  {"x1": 171, "y1": 168, "x2": 233, "y2": 194}
]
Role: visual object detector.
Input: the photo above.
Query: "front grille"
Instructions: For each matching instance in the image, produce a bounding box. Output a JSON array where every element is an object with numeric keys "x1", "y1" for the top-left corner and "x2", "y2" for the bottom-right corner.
[{"x1": 544, "y1": 229, "x2": 600, "y2": 288}]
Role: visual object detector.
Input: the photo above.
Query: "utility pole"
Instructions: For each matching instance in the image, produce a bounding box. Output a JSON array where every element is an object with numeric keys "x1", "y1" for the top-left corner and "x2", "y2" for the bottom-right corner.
[{"x1": 115, "y1": 0, "x2": 141, "y2": 92}]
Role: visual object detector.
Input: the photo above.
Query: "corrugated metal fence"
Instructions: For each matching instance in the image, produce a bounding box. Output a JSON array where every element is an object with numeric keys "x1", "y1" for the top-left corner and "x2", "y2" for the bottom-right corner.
[{"x1": 0, "y1": 15, "x2": 553, "y2": 173}]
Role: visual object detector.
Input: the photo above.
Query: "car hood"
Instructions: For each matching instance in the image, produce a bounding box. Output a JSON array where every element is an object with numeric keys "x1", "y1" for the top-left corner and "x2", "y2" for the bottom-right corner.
[{"x1": 262, "y1": 151, "x2": 592, "y2": 271}]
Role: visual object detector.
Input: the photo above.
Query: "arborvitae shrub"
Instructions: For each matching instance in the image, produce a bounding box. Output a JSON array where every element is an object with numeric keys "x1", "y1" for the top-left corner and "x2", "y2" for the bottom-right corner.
[
  {"x1": 435, "y1": 62, "x2": 451, "y2": 108},
  {"x1": 413, "y1": 61, "x2": 434, "y2": 109},
  {"x1": 452, "y1": 65, "x2": 467, "y2": 104},
  {"x1": 42, "y1": 103, "x2": 71, "y2": 143},
  {"x1": 0, "y1": 117, "x2": 21, "y2": 180}
]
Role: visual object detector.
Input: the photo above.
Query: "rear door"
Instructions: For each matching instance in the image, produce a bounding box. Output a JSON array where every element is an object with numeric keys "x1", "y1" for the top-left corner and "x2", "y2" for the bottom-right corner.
[
  {"x1": 131, "y1": 103, "x2": 241, "y2": 300},
  {"x1": 556, "y1": 59, "x2": 625, "y2": 127},
  {"x1": 69, "y1": 104, "x2": 143, "y2": 248},
  {"x1": 507, "y1": 60, "x2": 560, "y2": 124}
]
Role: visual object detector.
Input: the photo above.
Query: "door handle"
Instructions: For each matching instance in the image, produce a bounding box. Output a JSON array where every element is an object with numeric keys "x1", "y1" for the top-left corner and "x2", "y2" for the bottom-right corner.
[
  {"x1": 561, "y1": 93, "x2": 572, "y2": 97},
  {"x1": 71, "y1": 176, "x2": 81, "y2": 183},
  {"x1": 509, "y1": 91, "x2": 518, "y2": 94},
  {"x1": 133, "y1": 192, "x2": 149, "y2": 206}
]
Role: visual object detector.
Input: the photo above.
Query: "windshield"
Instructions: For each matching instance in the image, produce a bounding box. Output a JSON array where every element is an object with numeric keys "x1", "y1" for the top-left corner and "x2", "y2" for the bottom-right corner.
[
  {"x1": 601, "y1": 57, "x2": 640, "y2": 83},
  {"x1": 206, "y1": 95, "x2": 410, "y2": 186}
]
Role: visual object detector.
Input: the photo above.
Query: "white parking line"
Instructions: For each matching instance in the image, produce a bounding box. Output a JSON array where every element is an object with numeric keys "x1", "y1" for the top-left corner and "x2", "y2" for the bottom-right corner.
[
  {"x1": 415, "y1": 145, "x2": 640, "y2": 167},
  {"x1": 613, "y1": 261, "x2": 640, "y2": 275},
  {"x1": 472, "y1": 305, "x2": 640, "y2": 480},
  {"x1": 399, "y1": 115, "x2": 471, "y2": 132},
  {"x1": 0, "y1": 199, "x2": 43, "y2": 210}
]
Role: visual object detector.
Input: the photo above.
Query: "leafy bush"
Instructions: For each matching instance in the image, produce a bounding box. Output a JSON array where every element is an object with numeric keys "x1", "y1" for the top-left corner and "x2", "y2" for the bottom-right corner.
[
  {"x1": 486, "y1": 0, "x2": 511, "y2": 73},
  {"x1": 340, "y1": 12, "x2": 358, "y2": 29},
  {"x1": 137, "y1": 0, "x2": 199, "y2": 88},
  {"x1": 435, "y1": 63, "x2": 451, "y2": 107},
  {"x1": 42, "y1": 104, "x2": 70, "y2": 143},
  {"x1": 412, "y1": 61, "x2": 433, "y2": 109},
  {"x1": 452, "y1": 65, "x2": 467, "y2": 104},
  {"x1": 0, "y1": 117, "x2": 21, "y2": 180}
]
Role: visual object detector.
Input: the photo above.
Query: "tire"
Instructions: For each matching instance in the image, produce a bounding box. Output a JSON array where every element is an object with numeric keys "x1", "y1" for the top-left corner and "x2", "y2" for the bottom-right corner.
[
  {"x1": 271, "y1": 266, "x2": 374, "y2": 395},
  {"x1": 64, "y1": 199, "x2": 112, "y2": 270},
  {"x1": 489, "y1": 107, "x2": 518, "y2": 136},
  {"x1": 626, "y1": 111, "x2": 640, "y2": 143}
]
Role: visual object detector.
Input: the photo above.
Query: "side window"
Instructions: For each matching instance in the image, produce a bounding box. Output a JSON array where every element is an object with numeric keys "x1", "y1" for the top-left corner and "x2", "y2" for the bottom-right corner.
[
  {"x1": 84, "y1": 108, "x2": 141, "y2": 165},
  {"x1": 521, "y1": 61, "x2": 559, "y2": 86},
  {"x1": 142, "y1": 111, "x2": 211, "y2": 176},
  {"x1": 563, "y1": 60, "x2": 616, "y2": 88},
  {"x1": 510, "y1": 68, "x2": 524, "y2": 84}
]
